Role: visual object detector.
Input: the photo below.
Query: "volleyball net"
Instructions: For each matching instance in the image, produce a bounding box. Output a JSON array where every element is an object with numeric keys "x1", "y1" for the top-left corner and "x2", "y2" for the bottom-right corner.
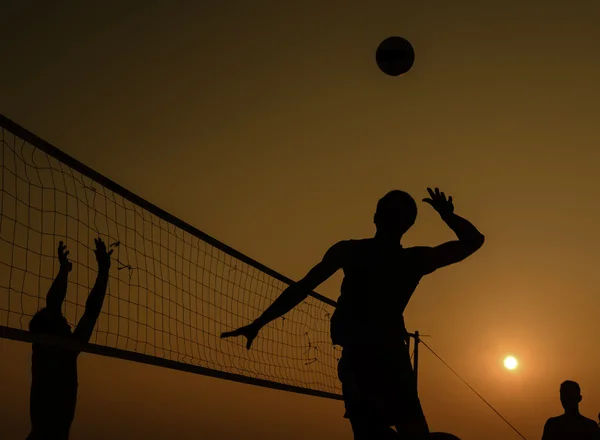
[{"x1": 0, "y1": 114, "x2": 342, "y2": 399}]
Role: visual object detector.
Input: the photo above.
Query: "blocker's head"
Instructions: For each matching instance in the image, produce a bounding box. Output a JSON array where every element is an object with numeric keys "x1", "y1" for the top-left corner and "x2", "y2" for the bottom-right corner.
[{"x1": 29, "y1": 308, "x2": 71, "y2": 336}]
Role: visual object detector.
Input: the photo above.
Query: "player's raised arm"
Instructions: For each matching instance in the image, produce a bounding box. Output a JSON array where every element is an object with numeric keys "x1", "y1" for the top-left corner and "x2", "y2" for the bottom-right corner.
[
  {"x1": 45, "y1": 241, "x2": 73, "y2": 313},
  {"x1": 419, "y1": 187, "x2": 485, "y2": 275},
  {"x1": 221, "y1": 240, "x2": 348, "y2": 349},
  {"x1": 73, "y1": 238, "x2": 112, "y2": 343}
]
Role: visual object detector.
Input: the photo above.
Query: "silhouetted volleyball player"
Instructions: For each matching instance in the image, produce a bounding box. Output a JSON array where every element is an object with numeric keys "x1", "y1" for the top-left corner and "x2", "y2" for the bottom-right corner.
[
  {"x1": 222, "y1": 188, "x2": 485, "y2": 440},
  {"x1": 27, "y1": 238, "x2": 112, "y2": 440}
]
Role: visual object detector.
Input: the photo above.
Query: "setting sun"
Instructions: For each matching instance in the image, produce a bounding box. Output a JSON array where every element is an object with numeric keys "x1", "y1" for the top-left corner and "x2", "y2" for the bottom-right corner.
[{"x1": 503, "y1": 356, "x2": 518, "y2": 370}]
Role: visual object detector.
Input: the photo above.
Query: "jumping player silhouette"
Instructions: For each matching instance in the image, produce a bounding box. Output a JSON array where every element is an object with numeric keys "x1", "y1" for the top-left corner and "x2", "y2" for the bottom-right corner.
[
  {"x1": 27, "y1": 238, "x2": 112, "y2": 440},
  {"x1": 221, "y1": 188, "x2": 484, "y2": 439}
]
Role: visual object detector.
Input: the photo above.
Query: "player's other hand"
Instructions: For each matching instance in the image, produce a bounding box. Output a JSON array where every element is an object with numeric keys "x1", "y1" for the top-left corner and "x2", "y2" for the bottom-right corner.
[
  {"x1": 94, "y1": 237, "x2": 113, "y2": 272},
  {"x1": 422, "y1": 187, "x2": 454, "y2": 218},
  {"x1": 221, "y1": 322, "x2": 260, "y2": 350},
  {"x1": 58, "y1": 241, "x2": 73, "y2": 272}
]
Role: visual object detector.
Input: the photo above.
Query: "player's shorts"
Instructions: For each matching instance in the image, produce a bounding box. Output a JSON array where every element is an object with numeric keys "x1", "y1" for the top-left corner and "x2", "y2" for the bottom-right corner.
[{"x1": 337, "y1": 341, "x2": 428, "y2": 429}]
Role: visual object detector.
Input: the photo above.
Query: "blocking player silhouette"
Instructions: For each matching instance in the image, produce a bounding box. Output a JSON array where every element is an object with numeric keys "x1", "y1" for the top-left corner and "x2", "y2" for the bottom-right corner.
[{"x1": 27, "y1": 238, "x2": 112, "y2": 440}]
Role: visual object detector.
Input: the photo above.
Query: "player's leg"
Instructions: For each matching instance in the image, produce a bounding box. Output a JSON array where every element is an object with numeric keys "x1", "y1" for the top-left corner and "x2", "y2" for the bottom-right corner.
[
  {"x1": 389, "y1": 345, "x2": 430, "y2": 439},
  {"x1": 393, "y1": 396, "x2": 429, "y2": 439},
  {"x1": 348, "y1": 413, "x2": 399, "y2": 440},
  {"x1": 340, "y1": 346, "x2": 414, "y2": 439}
]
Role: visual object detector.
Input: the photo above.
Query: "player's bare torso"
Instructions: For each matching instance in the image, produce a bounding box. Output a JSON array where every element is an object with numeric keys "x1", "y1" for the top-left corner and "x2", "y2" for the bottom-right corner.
[{"x1": 331, "y1": 238, "x2": 432, "y2": 347}]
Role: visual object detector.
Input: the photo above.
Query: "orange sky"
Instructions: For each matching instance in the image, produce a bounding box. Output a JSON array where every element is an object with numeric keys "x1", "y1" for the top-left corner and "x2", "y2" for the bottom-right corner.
[{"x1": 2, "y1": 1, "x2": 600, "y2": 439}]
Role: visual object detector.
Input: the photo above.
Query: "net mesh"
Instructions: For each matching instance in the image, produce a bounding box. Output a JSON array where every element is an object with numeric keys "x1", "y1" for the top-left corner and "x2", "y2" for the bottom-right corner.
[{"x1": 0, "y1": 119, "x2": 342, "y2": 397}]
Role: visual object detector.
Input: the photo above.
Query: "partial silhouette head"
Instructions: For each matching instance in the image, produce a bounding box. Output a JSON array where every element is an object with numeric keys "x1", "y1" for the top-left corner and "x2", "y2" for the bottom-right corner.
[
  {"x1": 560, "y1": 380, "x2": 582, "y2": 412},
  {"x1": 374, "y1": 190, "x2": 417, "y2": 238},
  {"x1": 29, "y1": 308, "x2": 71, "y2": 336}
]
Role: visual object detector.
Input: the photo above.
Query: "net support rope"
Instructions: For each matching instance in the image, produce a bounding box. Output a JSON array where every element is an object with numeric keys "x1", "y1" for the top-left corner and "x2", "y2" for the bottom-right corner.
[{"x1": 420, "y1": 340, "x2": 528, "y2": 440}]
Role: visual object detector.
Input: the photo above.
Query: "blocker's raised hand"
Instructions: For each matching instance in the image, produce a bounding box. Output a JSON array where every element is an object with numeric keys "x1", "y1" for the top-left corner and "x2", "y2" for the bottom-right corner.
[
  {"x1": 57, "y1": 241, "x2": 73, "y2": 272},
  {"x1": 422, "y1": 187, "x2": 454, "y2": 217},
  {"x1": 94, "y1": 237, "x2": 113, "y2": 271}
]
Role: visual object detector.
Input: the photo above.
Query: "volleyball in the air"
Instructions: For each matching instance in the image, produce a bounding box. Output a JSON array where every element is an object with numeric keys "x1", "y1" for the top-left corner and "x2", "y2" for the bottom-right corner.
[{"x1": 376, "y1": 36, "x2": 415, "y2": 76}]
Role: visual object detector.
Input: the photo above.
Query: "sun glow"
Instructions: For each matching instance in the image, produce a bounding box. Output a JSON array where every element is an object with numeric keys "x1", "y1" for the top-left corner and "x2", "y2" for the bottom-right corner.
[{"x1": 503, "y1": 356, "x2": 518, "y2": 370}]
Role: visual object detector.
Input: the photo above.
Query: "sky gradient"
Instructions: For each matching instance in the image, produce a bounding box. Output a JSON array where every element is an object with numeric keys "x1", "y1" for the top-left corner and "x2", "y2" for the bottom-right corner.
[{"x1": 2, "y1": 1, "x2": 600, "y2": 439}]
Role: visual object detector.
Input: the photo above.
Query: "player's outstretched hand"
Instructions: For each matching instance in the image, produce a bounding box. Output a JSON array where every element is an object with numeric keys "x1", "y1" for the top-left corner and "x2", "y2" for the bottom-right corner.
[
  {"x1": 221, "y1": 322, "x2": 260, "y2": 350},
  {"x1": 422, "y1": 187, "x2": 454, "y2": 217},
  {"x1": 94, "y1": 237, "x2": 113, "y2": 272},
  {"x1": 58, "y1": 241, "x2": 73, "y2": 272}
]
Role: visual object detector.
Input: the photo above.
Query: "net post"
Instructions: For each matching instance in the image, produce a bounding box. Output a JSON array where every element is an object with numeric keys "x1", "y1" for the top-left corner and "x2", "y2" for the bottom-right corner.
[{"x1": 414, "y1": 330, "x2": 420, "y2": 388}]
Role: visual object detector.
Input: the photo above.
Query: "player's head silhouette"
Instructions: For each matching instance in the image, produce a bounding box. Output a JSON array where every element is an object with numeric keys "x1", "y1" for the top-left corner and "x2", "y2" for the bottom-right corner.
[
  {"x1": 374, "y1": 190, "x2": 417, "y2": 238},
  {"x1": 29, "y1": 308, "x2": 71, "y2": 336},
  {"x1": 560, "y1": 380, "x2": 582, "y2": 412}
]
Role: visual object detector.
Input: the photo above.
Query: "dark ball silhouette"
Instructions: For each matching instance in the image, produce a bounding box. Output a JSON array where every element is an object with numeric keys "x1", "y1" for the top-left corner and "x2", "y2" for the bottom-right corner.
[{"x1": 376, "y1": 36, "x2": 415, "y2": 76}]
